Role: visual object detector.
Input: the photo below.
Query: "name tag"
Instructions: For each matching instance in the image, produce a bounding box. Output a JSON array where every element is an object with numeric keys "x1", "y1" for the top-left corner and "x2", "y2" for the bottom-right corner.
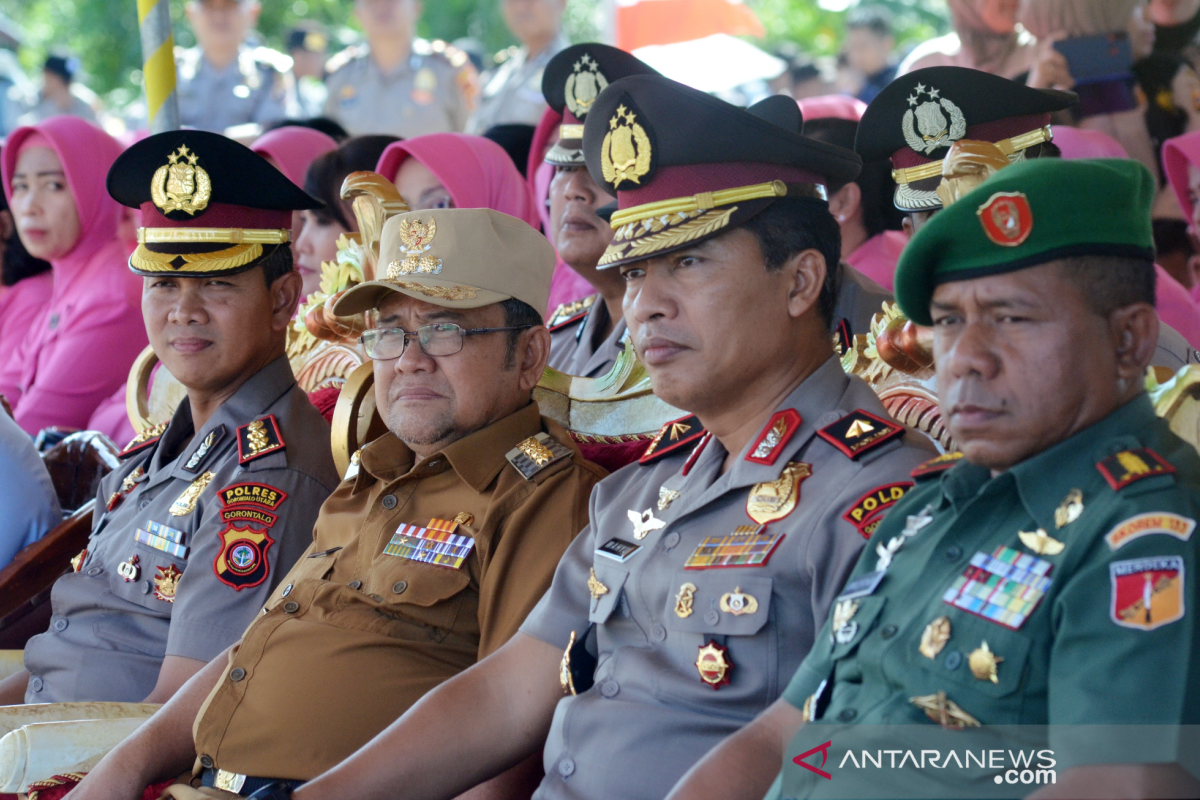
[
  {"x1": 685, "y1": 525, "x2": 785, "y2": 569},
  {"x1": 942, "y1": 545, "x2": 1052, "y2": 630},
  {"x1": 596, "y1": 538, "x2": 641, "y2": 562},
  {"x1": 837, "y1": 571, "x2": 886, "y2": 601},
  {"x1": 384, "y1": 519, "x2": 474, "y2": 570},
  {"x1": 136, "y1": 521, "x2": 188, "y2": 559}
]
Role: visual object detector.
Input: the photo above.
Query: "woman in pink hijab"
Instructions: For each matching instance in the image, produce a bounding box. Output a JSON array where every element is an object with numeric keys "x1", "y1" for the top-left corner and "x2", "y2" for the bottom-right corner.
[
  {"x1": 376, "y1": 133, "x2": 541, "y2": 226},
  {"x1": 0, "y1": 117, "x2": 144, "y2": 437},
  {"x1": 252, "y1": 126, "x2": 339, "y2": 188}
]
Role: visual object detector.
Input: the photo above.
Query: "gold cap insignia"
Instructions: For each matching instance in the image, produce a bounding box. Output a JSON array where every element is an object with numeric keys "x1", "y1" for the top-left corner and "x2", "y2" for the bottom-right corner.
[
  {"x1": 565, "y1": 54, "x2": 608, "y2": 118},
  {"x1": 151, "y1": 145, "x2": 212, "y2": 215},
  {"x1": 902, "y1": 83, "x2": 967, "y2": 156},
  {"x1": 601, "y1": 104, "x2": 652, "y2": 189},
  {"x1": 387, "y1": 218, "x2": 443, "y2": 277}
]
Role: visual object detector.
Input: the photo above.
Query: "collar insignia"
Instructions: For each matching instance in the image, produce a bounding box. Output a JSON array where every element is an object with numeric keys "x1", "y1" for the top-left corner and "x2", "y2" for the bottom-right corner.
[
  {"x1": 639, "y1": 414, "x2": 706, "y2": 465},
  {"x1": 183, "y1": 425, "x2": 225, "y2": 473},
  {"x1": 745, "y1": 409, "x2": 802, "y2": 466},
  {"x1": 911, "y1": 450, "x2": 963, "y2": 479}
]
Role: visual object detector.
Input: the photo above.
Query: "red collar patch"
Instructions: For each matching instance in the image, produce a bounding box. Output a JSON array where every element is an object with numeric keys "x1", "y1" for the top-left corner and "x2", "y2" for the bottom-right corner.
[
  {"x1": 236, "y1": 415, "x2": 286, "y2": 464},
  {"x1": 817, "y1": 410, "x2": 904, "y2": 460},
  {"x1": 745, "y1": 409, "x2": 802, "y2": 466},
  {"x1": 842, "y1": 481, "x2": 913, "y2": 539},
  {"x1": 640, "y1": 414, "x2": 706, "y2": 465},
  {"x1": 118, "y1": 421, "x2": 168, "y2": 459},
  {"x1": 911, "y1": 451, "x2": 964, "y2": 480},
  {"x1": 1096, "y1": 448, "x2": 1176, "y2": 491}
]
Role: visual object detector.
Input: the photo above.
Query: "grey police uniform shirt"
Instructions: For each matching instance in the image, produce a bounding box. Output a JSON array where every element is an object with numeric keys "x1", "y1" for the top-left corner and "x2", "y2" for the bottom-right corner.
[
  {"x1": 468, "y1": 33, "x2": 570, "y2": 134},
  {"x1": 176, "y1": 46, "x2": 291, "y2": 133},
  {"x1": 1154, "y1": 321, "x2": 1198, "y2": 369},
  {"x1": 548, "y1": 263, "x2": 894, "y2": 381},
  {"x1": 22, "y1": 356, "x2": 339, "y2": 703},
  {"x1": 520, "y1": 356, "x2": 937, "y2": 800},
  {"x1": 323, "y1": 41, "x2": 469, "y2": 138}
]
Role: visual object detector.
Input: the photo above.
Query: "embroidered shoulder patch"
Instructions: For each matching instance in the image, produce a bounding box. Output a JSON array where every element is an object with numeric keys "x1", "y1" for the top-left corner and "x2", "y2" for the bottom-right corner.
[
  {"x1": 817, "y1": 410, "x2": 904, "y2": 460},
  {"x1": 843, "y1": 481, "x2": 914, "y2": 539},
  {"x1": 219, "y1": 482, "x2": 288, "y2": 512},
  {"x1": 1104, "y1": 512, "x2": 1196, "y2": 551},
  {"x1": 639, "y1": 414, "x2": 706, "y2": 465},
  {"x1": 1096, "y1": 448, "x2": 1176, "y2": 491},
  {"x1": 236, "y1": 415, "x2": 286, "y2": 464},
  {"x1": 548, "y1": 295, "x2": 596, "y2": 331},
  {"x1": 119, "y1": 421, "x2": 168, "y2": 459},
  {"x1": 745, "y1": 409, "x2": 802, "y2": 466},
  {"x1": 506, "y1": 432, "x2": 572, "y2": 479},
  {"x1": 1110, "y1": 555, "x2": 1185, "y2": 630},
  {"x1": 911, "y1": 451, "x2": 964, "y2": 479},
  {"x1": 213, "y1": 524, "x2": 275, "y2": 590}
]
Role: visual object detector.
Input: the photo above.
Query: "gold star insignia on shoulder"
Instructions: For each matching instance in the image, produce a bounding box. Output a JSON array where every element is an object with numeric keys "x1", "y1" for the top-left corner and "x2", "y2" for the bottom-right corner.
[
  {"x1": 506, "y1": 432, "x2": 572, "y2": 480},
  {"x1": 1018, "y1": 528, "x2": 1064, "y2": 556},
  {"x1": 968, "y1": 641, "x2": 1003, "y2": 683}
]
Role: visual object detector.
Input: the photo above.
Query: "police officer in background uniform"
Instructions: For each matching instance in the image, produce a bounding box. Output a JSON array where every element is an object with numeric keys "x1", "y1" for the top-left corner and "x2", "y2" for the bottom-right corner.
[
  {"x1": 176, "y1": 0, "x2": 291, "y2": 133},
  {"x1": 668, "y1": 159, "x2": 1200, "y2": 800},
  {"x1": 469, "y1": 0, "x2": 569, "y2": 134},
  {"x1": 323, "y1": 0, "x2": 474, "y2": 138},
  {"x1": 266, "y1": 73, "x2": 937, "y2": 800},
  {"x1": 66, "y1": 209, "x2": 606, "y2": 800},
  {"x1": 0, "y1": 131, "x2": 339, "y2": 707},
  {"x1": 858, "y1": 65, "x2": 1198, "y2": 369}
]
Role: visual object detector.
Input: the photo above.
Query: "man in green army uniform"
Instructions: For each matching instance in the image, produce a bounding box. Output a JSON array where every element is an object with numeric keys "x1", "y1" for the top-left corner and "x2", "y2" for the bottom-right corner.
[{"x1": 664, "y1": 159, "x2": 1200, "y2": 799}]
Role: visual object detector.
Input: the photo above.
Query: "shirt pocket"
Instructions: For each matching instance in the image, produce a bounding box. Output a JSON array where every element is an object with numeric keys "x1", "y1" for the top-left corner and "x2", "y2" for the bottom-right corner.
[
  {"x1": 268, "y1": 549, "x2": 338, "y2": 607},
  {"x1": 108, "y1": 537, "x2": 189, "y2": 612},
  {"x1": 663, "y1": 572, "x2": 773, "y2": 637},
  {"x1": 911, "y1": 609, "x2": 1033, "y2": 704},
  {"x1": 589, "y1": 561, "x2": 630, "y2": 624},
  {"x1": 357, "y1": 553, "x2": 473, "y2": 638}
]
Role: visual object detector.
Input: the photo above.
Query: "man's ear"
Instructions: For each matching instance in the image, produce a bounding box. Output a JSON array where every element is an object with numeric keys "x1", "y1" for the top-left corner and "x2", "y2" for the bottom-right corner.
[
  {"x1": 783, "y1": 248, "x2": 827, "y2": 321},
  {"x1": 518, "y1": 326, "x2": 552, "y2": 392},
  {"x1": 902, "y1": 215, "x2": 916, "y2": 240},
  {"x1": 1109, "y1": 302, "x2": 1159, "y2": 381},
  {"x1": 827, "y1": 182, "x2": 862, "y2": 225},
  {"x1": 271, "y1": 271, "x2": 304, "y2": 331}
]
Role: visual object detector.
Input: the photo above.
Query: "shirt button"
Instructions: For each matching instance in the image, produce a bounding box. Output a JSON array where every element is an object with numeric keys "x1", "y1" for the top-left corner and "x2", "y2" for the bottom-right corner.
[
  {"x1": 393, "y1": 581, "x2": 408, "y2": 594},
  {"x1": 600, "y1": 680, "x2": 619, "y2": 698},
  {"x1": 945, "y1": 545, "x2": 963, "y2": 562},
  {"x1": 281, "y1": 584, "x2": 293, "y2": 597},
  {"x1": 348, "y1": 580, "x2": 362, "y2": 590},
  {"x1": 651, "y1": 624, "x2": 667, "y2": 642},
  {"x1": 836, "y1": 708, "x2": 857, "y2": 722},
  {"x1": 29, "y1": 677, "x2": 43, "y2": 693},
  {"x1": 557, "y1": 759, "x2": 575, "y2": 778},
  {"x1": 52, "y1": 618, "x2": 68, "y2": 632},
  {"x1": 879, "y1": 624, "x2": 898, "y2": 640},
  {"x1": 283, "y1": 601, "x2": 300, "y2": 613},
  {"x1": 381, "y1": 494, "x2": 398, "y2": 510},
  {"x1": 663, "y1": 533, "x2": 680, "y2": 549},
  {"x1": 229, "y1": 667, "x2": 246, "y2": 682},
  {"x1": 87, "y1": 567, "x2": 103, "y2": 577},
  {"x1": 704, "y1": 609, "x2": 720, "y2": 626},
  {"x1": 944, "y1": 651, "x2": 963, "y2": 671},
  {"x1": 199, "y1": 755, "x2": 214, "y2": 769},
  {"x1": 141, "y1": 581, "x2": 152, "y2": 594},
  {"x1": 139, "y1": 497, "x2": 150, "y2": 510}
]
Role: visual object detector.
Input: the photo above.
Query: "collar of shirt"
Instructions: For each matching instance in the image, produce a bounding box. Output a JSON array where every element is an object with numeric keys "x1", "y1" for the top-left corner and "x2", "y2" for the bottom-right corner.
[
  {"x1": 936, "y1": 393, "x2": 1160, "y2": 525},
  {"x1": 146, "y1": 354, "x2": 297, "y2": 488},
  {"x1": 363, "y1": 43, "x2": 419, "y2": 81},
  {"x1": 355, "y1": 401, "x2": 545, "y2": 493}
]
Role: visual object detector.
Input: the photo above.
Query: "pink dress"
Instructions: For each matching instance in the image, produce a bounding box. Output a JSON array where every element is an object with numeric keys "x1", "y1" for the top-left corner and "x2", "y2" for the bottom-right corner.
[
  {"x1": 0, "y1": 118, "x2": 145, "y2": 436},
  {"x1": 845, "y1": 230, "x2": 908, "y2": 292},
  {"x1": 0, "y1": 271, "x2": 52, "y2": 370}
]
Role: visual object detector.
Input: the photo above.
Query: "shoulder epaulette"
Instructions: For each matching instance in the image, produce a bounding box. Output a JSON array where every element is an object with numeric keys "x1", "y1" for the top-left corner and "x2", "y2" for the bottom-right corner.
[
  {"x1": 119, "y1": 421, "x2": 168, "y2": 459},
  {"x1": 506, "y1": 432, "x2": 572, "y2": 479},
  {"x1": 910, "y1": 451, "x2": 963, "y2": 479},
  {"x1": 1096, "y1": 447, "x2": 1176, "y2": 491},
  {"x1": 252, "y1": 46, "x2": 293, "y2": 73},
  {"x1": 325, "y1": 44, "x2": 364, "y2": 74},
  {"x1": 833, "y1": 318, "x2": 852, "y2": 355},
  {"x1": 816, "y1": 409, "x2": 904, "y2": 460},
  {"x1": 639, "y1": 414, "x2": 706, "y2": 465},
  {"x1": 548, "y1": 295, "x2": 596, "y2": 331},
  {"x1": 236, "y1": 415, "x2": 286, "y2": 465}
]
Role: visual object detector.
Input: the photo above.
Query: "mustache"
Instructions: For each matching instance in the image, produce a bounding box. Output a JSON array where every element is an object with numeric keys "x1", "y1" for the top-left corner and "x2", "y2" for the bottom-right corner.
[{"x1": 939, "y1": 377, "x2": 1006, "y2": 414}]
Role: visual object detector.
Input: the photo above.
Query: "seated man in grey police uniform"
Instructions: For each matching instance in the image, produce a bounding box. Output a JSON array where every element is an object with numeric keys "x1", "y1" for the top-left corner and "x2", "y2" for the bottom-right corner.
[
  {"x1": 0, "y1": 130, "x2": 339, "y2": 706},
  {"x1": 261, "y1": 74, "x2": 938, "y2": 800}
]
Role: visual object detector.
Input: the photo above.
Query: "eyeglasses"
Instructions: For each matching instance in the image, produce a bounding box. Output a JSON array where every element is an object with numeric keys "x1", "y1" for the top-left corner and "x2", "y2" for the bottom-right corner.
[{"x1": 360, "y1": 323, "x2": 532, "y2": 360}]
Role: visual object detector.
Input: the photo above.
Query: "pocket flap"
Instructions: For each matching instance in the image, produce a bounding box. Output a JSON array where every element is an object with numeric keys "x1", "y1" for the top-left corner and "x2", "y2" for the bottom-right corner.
[
  {"x1": 379, "y1": 559, "x2": 471, "y2": 608},
  {"x1": 664, "y1": 572, "x2": 773, "y2": 636}
]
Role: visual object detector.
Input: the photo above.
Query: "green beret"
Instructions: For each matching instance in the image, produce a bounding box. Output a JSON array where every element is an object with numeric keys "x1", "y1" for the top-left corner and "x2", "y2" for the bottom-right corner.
[{"x1": 894, "y1": 158, "x2": 1156, "y2": 325}]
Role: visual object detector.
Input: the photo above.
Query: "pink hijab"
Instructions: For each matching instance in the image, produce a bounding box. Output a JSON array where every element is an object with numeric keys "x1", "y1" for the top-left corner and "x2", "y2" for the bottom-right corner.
[
  {"x1": 376, "y1": 133, "x2": 541, "y2": 228},
  {"x1": 252, "y1": 126, "x2": 339, "y2": 188},
  {"x1": 1163, "y1": 132, "x2": 1200, "y2": 221},
  {"x1": 1052, "y1": 126, "x2": 1129, "y2": 161}
]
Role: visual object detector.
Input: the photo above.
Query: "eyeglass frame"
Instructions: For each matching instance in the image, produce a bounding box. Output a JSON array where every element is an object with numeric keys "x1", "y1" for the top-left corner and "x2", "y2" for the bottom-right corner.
[{"x1": 359, "y1": 322, "x2": 534, "y2": 360}]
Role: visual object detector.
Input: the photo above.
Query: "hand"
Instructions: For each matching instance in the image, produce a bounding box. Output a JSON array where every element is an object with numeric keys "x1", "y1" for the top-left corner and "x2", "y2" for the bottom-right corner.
[{"x1": 1027, "y1": 34, "x2": 1075, "y2": 92}]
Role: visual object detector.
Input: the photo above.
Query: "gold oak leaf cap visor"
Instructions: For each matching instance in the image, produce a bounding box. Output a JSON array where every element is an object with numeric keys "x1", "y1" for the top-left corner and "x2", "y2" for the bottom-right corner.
[
  {"x1": 894, "y1": 158, "x2": 1156, "y2": 326},
  {"x1": 581, "y1": 74, "x2": 862, "y2": 270},
  {"x1": 107, "y1": 129, "x2": 323, "y2": 278},
  {"x1": 332, "y1": 207, "x2": 557, "y2": 316}
]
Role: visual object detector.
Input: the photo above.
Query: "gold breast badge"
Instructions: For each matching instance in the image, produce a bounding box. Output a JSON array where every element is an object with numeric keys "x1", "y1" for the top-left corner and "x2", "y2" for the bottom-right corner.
[
  {"x1": 746, "y1": 461, "x2": 812, "y2": 524},
  {"x1": 909, "y1": 691, "x2": 980, "y2": 729},
  {"x1": 154, "y1": 564, "x2": 183, "y2": 602},
  {"x1": 657, "y1": 486, "x2": 681, "y2": 511},
  {"x1": 1054, "y1": 489, "x2": 1083, "y2": 528},
  {"x1": 719, "y1": 587, "x2": 759, "y2": 616},
  {"x1": 696, "y1": 641, "x2": 733, "y2": 689},
  {"x1": 919, "y1": 616, "x2": 952, "y2": 659},
  {"x1": 675, "y1": 582, "x2": 696, "y2": 618},
  {"x1": 968, "y1": 641, "x2": 1004, "y2": 683},
  {"x1": 169, "y1": 471, "x2": 216, "y2": 516},
  {"x1": 1017, "y1": 528, "x2": 1065, "y2": 556},
  {"x1": 587, "y1": 568, "x2": 609, "y2": 600}
]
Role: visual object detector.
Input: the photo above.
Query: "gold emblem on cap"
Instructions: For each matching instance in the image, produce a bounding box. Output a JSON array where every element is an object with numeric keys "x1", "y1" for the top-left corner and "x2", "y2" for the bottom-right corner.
[
  {"x1": 1017, "y1": 528, "x2": 1065, "y2": 556},
  {"x1": 387, "y1": 218, "x2": 443, "y2": 277},
  {"x1": 151, "y1": 145, "x2": 212, "y2": 215},
  {"x1": 565, "y1": 54, "x2": 608, "y2": 118},
  {"x1": 1055, "y1": 489, "x2": 1083, "y2": 528},
  {"x1": 901, "y1": 83, "x2": 966, "y2": 155},
  {"x1": 968, "y1": 641, "x2": 1004, "y2": 683},
  {"x1": 601, "y1": 104, "x2": 652, "y2": 188},
  {"x1": 919, "y1": 616, "x2": 951, "y2": 659}
]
